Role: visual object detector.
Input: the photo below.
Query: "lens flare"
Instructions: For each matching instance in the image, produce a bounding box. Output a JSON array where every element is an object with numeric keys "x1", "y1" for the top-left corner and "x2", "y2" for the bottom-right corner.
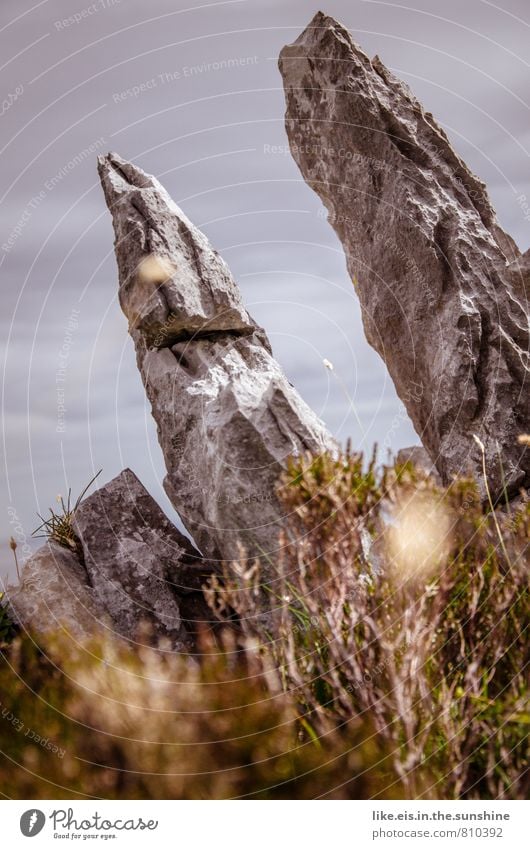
[
  {"x1": 386, "y1": 491, "x2": 452, "y2": 582},
  {"x1": 136, "y1": 254, "x2": 175, "y2": 286}
]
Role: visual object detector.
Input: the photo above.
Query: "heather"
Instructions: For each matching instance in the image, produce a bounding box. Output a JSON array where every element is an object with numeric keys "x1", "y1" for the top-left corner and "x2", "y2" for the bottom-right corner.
[{"x1": 1, "y1": 451, "x2": 527, "y2": 799}]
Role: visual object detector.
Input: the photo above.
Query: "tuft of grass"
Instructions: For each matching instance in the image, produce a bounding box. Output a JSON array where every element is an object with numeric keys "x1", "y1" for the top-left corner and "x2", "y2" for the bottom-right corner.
[{"x1": 32, "y1": 470, "x2": 102, "y2": 554}]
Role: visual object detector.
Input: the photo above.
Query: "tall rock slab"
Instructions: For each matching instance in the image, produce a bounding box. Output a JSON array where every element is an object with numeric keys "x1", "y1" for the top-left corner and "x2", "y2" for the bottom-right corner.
[
  {"x1": 98, "y1": 153, "x2": 335, "y2": 565},
  {"x1": 72, "y1": 468, "x2": 209, "y2": 649},
  {"x1": 279, "y1": 12, "x2": 529, "y2": 498}
]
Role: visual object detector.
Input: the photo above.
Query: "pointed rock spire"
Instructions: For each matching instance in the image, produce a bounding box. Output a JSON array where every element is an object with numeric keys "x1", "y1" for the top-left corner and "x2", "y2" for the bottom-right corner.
[
  {"x1": 279, "y1": 12, "x2": 529, "y2": 498},
  {"x1": 98, "y1": 153, "x2": 335, "y2": 566}
]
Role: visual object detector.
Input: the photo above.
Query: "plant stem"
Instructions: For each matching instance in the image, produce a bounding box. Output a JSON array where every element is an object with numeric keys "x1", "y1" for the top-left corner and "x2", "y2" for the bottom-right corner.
[
  {"x1": 476, "y1": 437, "x2": 511, "y2": 567},
  {"x1": 13, "y1": 548, "x2": 20, "y2": 582}
]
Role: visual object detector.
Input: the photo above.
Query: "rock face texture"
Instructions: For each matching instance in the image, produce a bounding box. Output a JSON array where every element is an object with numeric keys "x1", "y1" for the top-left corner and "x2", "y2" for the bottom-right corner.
[
  {"x1": 279, "y1": 12, "x2": 530, "y2": 498},
  {"x1": 73, "y1": 468, "x2": 209, "y2": 648},
  {"x1": 98, "y1": 152, "x2": 335, "y2": 564},
  {"x1": 9, "y1": 470, "x2": 212, "y2": 647},
  {"x1": 8, "y1": 542, "x2": 103, "y2": 641},
  {"x1": 395, "y1": 446, "x2": 441, "y2": 483}
]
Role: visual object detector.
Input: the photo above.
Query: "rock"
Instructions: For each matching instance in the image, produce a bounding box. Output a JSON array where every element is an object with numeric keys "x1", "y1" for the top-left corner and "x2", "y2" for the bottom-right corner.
[
  {"x1": 98, "y1": 152, "x2": 335, "y2": 565},
  {"x1": 98, "y1": 155, "x2": 258, "y2": 350},
  {"x1": 396, "y1": 446, "x2": 441, "y2": 481},
  {"x1": 72, "y1": 468, "x2": 209, "y2": 649},
  {"x1": 8, "y1": 470, "x2": 213, "y2": 649},
  {"x1": 279, "y1": 12, "x2": 530, "y2": 499},
  {"x1": 7, "y1": 542, "x2": 102, "y2": 641}
]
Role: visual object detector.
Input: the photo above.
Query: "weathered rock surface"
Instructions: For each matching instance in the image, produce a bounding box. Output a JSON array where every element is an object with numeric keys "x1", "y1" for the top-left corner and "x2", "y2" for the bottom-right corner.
[
  {"x1": 279, "y1": 12, "x2": 530, "y2": 498},
  {"x1": 7, "y1": 541, "x2": 103, "y2": 641},
  {"x1": 98, "y1": 152, "x2": 335, "y2": 565},
  {"x1": 72, "y1": 468, "x2": 210, "y2": 648},
  {"x1": 396, "y1": 446, "x2": 441, "y2": 482},
  {"x1": 9, "y1": 470, "x2": 213, "y2": 648}
]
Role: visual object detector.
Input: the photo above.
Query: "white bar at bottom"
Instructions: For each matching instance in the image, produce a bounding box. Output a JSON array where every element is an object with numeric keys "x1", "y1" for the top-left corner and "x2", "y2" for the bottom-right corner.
[{"x1": 2, "y1": 799, "x2": 527, "y2": 848}]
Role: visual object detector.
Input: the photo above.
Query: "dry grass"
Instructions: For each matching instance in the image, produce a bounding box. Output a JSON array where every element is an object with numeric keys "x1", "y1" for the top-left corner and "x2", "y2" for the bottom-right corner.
[
  {"x1": 1, "y1": 449, "x2": 528, "y2": 799},
  {"x1": 208, "y1": 449, "x2": 529, "y2": 799},
  {"x1": 0, "y1": 629, "x2": 399, "y2": 799}
]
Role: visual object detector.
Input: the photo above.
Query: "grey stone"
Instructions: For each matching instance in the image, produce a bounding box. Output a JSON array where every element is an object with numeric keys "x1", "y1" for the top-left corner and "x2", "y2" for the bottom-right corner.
[
  {"x1": 7, "y1": 541, "x2": 102, "y2": 641},
  {"x1": 98, "y1": 152, "x2": 335, "y2": 565},
  {"x1": 396, "y1": 446, "x2": 441, "y2": 481},
  {"x1": 72, "y1": 468, "x2": 208, "y2": 648},
  {"x1": 279, "y1": 12, "x2": 529, "y2": 499}
]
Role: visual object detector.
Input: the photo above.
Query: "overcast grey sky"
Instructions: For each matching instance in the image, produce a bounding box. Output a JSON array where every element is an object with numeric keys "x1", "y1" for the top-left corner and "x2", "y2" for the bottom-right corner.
[{"x1": 2, "y1": 0, "x2": 529, "y2": 581}]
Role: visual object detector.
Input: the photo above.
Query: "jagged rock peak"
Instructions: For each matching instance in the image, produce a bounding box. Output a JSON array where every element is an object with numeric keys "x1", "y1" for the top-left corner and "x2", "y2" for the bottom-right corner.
[
  {"x1": 98, "y1": 153, "x2": 336, "y2": 566},
  {"x1": 279, "y1": 13, "x2": 529, "y2": 498}
]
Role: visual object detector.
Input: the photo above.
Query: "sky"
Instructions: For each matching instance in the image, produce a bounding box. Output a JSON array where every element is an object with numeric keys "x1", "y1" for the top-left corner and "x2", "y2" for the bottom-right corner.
[{"x1": 1, "y1": 0, "x2": 529, "y2": 582}]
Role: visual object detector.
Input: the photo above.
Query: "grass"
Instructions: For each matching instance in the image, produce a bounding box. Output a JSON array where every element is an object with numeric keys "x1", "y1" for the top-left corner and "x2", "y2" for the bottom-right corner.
[
  {"x1": 31, "y1": 470, "x2": 102, "y2": 554},
  {"x1": 208, "y1": 448, "x2": 529, "y2": 799},
  {"x1": 0, "y1": 630, "x2": 401, "y2": 799},
  {"x1": 0, "y1": 449, "x2": 527, "y2": 799}
]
